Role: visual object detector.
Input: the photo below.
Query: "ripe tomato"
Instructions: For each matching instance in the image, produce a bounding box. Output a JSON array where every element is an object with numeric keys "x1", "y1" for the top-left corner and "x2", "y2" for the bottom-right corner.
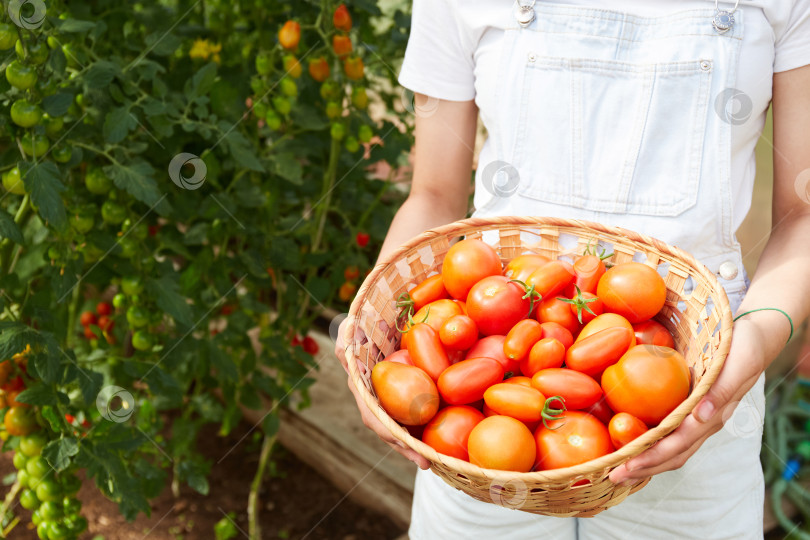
[
  {"x1": 308, "y1": 57, "x2": 330, "y2": 82},
  {"x1": 531, "y1": 368, "x2": 602, "y2": 410},
  {"x1": 332, "y1": 35, "x2": 352, "y2": 58},
  {"x1": 441, "y1": 239, "x2": 502, "y2": 300},
  {"x1": 565, "y1": 326, "x2": 635, "y2": 379},
  {"x1": 466, "y1": 276, "x2": 529, "y2": 336},
  {"x1": 96, "y1": 302, "x2": 112, "y2": 316},
  {"x1": 539, "y1": 322, "x2": 574, "y2": 349},
  {"x1": 504, "y1": 376, "x2": 533, "y2": 387},
  {"x1": 565, "y1": 290, "x2": 603, "y2": 325},
  {"x1": 408, "y1": 274, "x2": 449, "y2": 312},
  {"x1": 0, "y1": 360, "x2": 11, "y2": 386},
  {"x1": 573, "y1": 255, "x2": 607, "y2": 294},
  {"x1": 602, "y1": 345, "x2": 690, "y2": 426},
  {"x1": 536, "y1": 296, "x2": 580, "y2": 335},
  {"x1": 278, "y1": 21, "x2": 301, "y2": 50},
  {"x1": 343, "y1": 56, "x2": 364, "y2": 80},
  {"x1": 465, "y1": 335, "x2": 520, "y2": 377},
  {"x1": 355, "y1": 231, "x2": 370, "y2": 248},
  {"x1": 483, "y1": 383, "x2": 546, "y2": 423},
  {"x1": 333, "y1": 4, "x2": 352, "y2": 31},
  {"x1": 385, "y1": 349, "x2": 413, "y2": 365},
  {"x1": 403, "y1": 323, "x2": 450, "y2": 381},
  {"x1": 504, "y1": 254, "x2": 549, "y2": 283},
  {"x1": 421, "y1": 405, "x2": 484, "y2": 461},
  {"x1": 371, "y1": 361, "x2": 439, "y2": 425},
  {"x1": 439, "y1": 315, "x2": 478, "y2": 351},
  {"x1": 521, "y1": 338, "x2": 565, "y2": 377},
  {"x1": 534, "y1": 411, "x2": 614, "y2": 470},
  {"x1": 302, "y1": 336, "x2": 319, "y2": 355},
  {"x1": 5, "y1": 406, "x2": 38, "y2": 436},
  {"x1": 437, "y1": 357, "x2": 504, "y2": 405},
  {"x1": 79, "y1": 311, "x2": 96, "y2": 327},
  {"x1": 338, "y1": 282, "x2": 357, "y2": 302},
  {"x1": 583, "y1": 396, "x2": 614, "y2": 425},
  {"x1": 468, "y1": 416, "x2": 536, "y2": 472},
  {"x1": 409, "y1": 299, "x2": 463, "y2": 334},
  {"x1": 97, "y1": 315, "x2": 114, "y2": 332},
  {"x1": 609, "y1": 412, "x2": 648, "y2": 449},
  {"x1": 576, "y1": 313, "x2": 636, "y2": 347},
  {"x1": 6, "y1": 390, "x2": 27, "y2": 408},
  {"x1": 597, "y1": 262, "x2": 666, "y2": 323},
  {"x1": 503, "y1": 319, "x2": 543, "y2": 363},
  {"x1": 632, "y1": 319, "x2": 676, "y2": 348},
  {"x1": 526, "y1": 260, "x2": 575, "y2": 300}
]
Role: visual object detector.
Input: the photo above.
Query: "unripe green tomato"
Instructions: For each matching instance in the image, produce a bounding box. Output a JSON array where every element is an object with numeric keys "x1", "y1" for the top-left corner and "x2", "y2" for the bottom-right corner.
[
  {"x1": 20, "y1": 488, "x2": 41, "y2": 510},
  {"x1": 120, "y1": 276, "x2": 142, "y2": 296},
  {"x1": 39, "y1": 500, "x2": 62, "y2": 520},
  {"x1": 250, "y1": 76, "x2": 265, "y2": 95},
  {"x1": 85, "y1": 168, "x2": 112, "y2": 194},
  {"x1": 0, "y1": 23, "x2": 16, "y2": 50},
  {"x1": 358, "y1": 124, "x2": 373, "y2": 143},
  {"x1": 252, "y1": 101, "x2": 268, "y2": 119},
  {"x1": 325, "y1": 101, "x2": 341, "y2": 119},
  {"x1": 265, "y1": 111, "x2": 282, "y2": 131},
  {"x1": 255, "y1": 51, "x2": 272, "y2": 75},
  {"x1": 46, "y1": 36, "x2": 59, "y2": 50},
  {"x1": 280, "y1": 77, "x2": 297, "y2": 97},
  {"x1": 31, "y1": 508, "x2": 43, "y2": 526},
  {"x1": 5, "y1": 60, "x2": 38, "y2": 90},
  {"x1": 13, "y1": 451, "x2": 28, "y2": 470},
  {"x1": 112, "y1": 293, "x2": 127, "y2": 310},
  {"x1": 42, "y1": 114, "x2": 64, "y2": 137},
  {"x1": 20, "y1": 132, "x2": 50, "y2": 158},
  {"x1": 52, "y1": 145, "x2": 72, "y2": 163},
  {"x1": 121, "y1": 219, "x2": 148, "y2": 241},
  {"x1": 272, "y1": 96, "x2": 291, "y2": 116},
  {"x1": 74, "y1": 93, "x2": 85, "y2": 108},
  {"x1": 101, "y1": 200, "x2": 126, "y2": 224},
  {"x1": 344, "y1": 136, "x2": 360, "y2": 153},
  {"x1": 37, "y1": 521, "x2": 49, "y2": 540},
  {"x1": 35, "y1": 479, "x2": 61, "y2": 502},
  {"x1": 20, "y1": 432, "x2": 48, "y2": 457},
  {"x1": 16, "y1": 40, "x2": 49, "y2": 65},
  {"x1": 2, "y1": 167, "x2": 26, "y2": 195},
  {"x1": 118, "y1": 236, "x2": 136, "y2": 258},
  {"x1": 330, "y1": 123, "x2": 345, "y2": 141},
  {"x1": 47, "y1": 246, "x2": 61, "y2": 261},
  {"x1": 65, "y1": 515, "x2": 87, "y2": 534},
  {"x1": 59, "y1": 474, "x2": 81, "y2": 495},
  {"x1": 17, "y1": 469, "x2": 33, "y2": 488},
  {"x1": 351, "y1": 87, "x2": 368, "y2": 110},
  {"x1": 62, "y1": 496, "x2": 80, "y2": 515},
  {"x1": 70, "y1": 212, "x2": 94, "y2": 234},
  {"x1": 320, "y1": 80, "x2": 340, "y2": 100},
  {"x1": 62, "y1": 43, "x2": 80, "y2": 68},
  {"x1": 10, "y1": 99, "x2": 43, "y2": 128},
  {"x1": 47, "y1": 519, "x2": 70, "y2": 540},
  {"x1": 126, "y1": 305, "x2": 149, "y2": 328},
  {"x1": 35, "y1": 76, "x2": 58, "y2": 97},
  {"x1": 26, "y1": 456, "x2": 50, "y2": 479},
  {"x1": 82, "y1": 243, "x2": 104, "y2": 263},
  {"x1": 131, "y1": 330, "x2": 153, "y2": 351}
]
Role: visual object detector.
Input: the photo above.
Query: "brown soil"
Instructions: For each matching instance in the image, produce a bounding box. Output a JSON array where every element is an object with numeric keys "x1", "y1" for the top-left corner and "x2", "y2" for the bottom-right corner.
[{"x1": 0, "y1": 421, "x2": 405, "y2": 540}]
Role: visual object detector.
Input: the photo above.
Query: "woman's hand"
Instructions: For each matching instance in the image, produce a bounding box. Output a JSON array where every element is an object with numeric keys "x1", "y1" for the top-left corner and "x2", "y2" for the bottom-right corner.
[
  {"x1": 609, "y1": 317, "x2": 769, "y2": 484},
  {"x1": 334, "y1": 318, "x2": 431, "y2": 470}
]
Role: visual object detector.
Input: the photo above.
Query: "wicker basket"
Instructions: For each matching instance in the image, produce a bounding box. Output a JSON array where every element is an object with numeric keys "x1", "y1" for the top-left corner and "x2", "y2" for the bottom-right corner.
[{"x1": 345, "y1": 216, "x2": 733, "y2": 518}]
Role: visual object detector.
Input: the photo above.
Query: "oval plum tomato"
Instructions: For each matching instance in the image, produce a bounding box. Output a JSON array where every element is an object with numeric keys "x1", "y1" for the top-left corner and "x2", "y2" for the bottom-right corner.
[
  {"x1": 408, "y1": 274, "x2": 449, "y2": 313},
  {"x1": 536, "y1": 296, "x2": 580, "y2": 335},
  {"x1": 534, "y1": 411, "x2": 614, "y2": 470},
  {"x1": 601, "y1": 345, "x2": 690, "y2": 426},
  {"x1": 564, "y1": 289, "x2": 603, "y2": 325},
  {"x1": 5, "y1": 406, "x2": 38, "y2": 436},
  {"x1": 531, "y1": 368, "x2": 602, "y2": 410},
  {"x1": 465, "y1": 335, "x2": 520, "y2": 377},
  {"x1": 466, "y1": 276, "x2": 530, "y2": 336},
  {"x1": 609, "y1": 412, "x2": 648, "y2": 449},
  {"x1": 386, "y1": 349, "x2": 413, "y2": 366},
  {"x1": 483, "y1": 383, "x2": 546, "y2": 423},
  {"x1": 343, "y1": 56, "x2": 364, "y2": 80},
  {"x1": 332, "y1": 35, "x2": 352, "y2": 58},
  {"x1": 371, "y1": 361, "x2": 439, "y2": 425},
  {"x1": 333, "y1": 4, "x2": 352, "y2": 31},
  {"x1": 282, "y1": 55, "x2": 303, "y2": 78},
  {"x1": 521, "y1": 338, "x2": 565, "y2": 377},
  {"x1": 597, "y1": 262, "x2": 666, "y2": 323},
  {"x1": 308, "y1": 57, "x2": 330, "y2": 82},
  {"x1": 504, "y1": 254, "x2": 549, "y2": 283},
  {"x1": 504, "y1": 376, "x2": 533, "y2": 387},
  {"x1": 536, "y1": 322, "x2": 572, "y2": 351},
  {"x1": 468, "y1": 416, "x2": 536, "y2": 472},
  {"x1": 437, "y1": 357, "x2": 504, "y2": 405},
  {"x1": 526, "y1": 260, "x2": 575, "y2": 300},
  {"x1": 278, "y1": 21, "x2": 301, "y2": 50},
  {"x1": 439, "y1": 315, "x2": 478, "y2": 351},
  {"x1": 632, "y1": 319, "x2": 676, "y2": 348},
  {"x1": 503, "y1": 319, "x2": 543, "y2": 363},
  {"x1": 576, "y1": 313, "x2": 636, "y2": 348},
  {"x1": 410, "y1": 299, "x2": 462, "y2": 334},
  {"x1": 583, "y1": 396, "x2": 614, "y2": 425},
  {"x1": 565, "y1": 326, "x2": 635, "y2": 379},
  {"x1": 573, "y1": 255, "x2": 607, "y2": 294},
  {"x1": 421, "y1": 405, "x2": 484, "y2": 461},
  {"x1": 403, "y1": 323, "x2": 450, "y2": 381},
  {"x1": 441, "y1": 239, "x2": 502, "y2": 300}
]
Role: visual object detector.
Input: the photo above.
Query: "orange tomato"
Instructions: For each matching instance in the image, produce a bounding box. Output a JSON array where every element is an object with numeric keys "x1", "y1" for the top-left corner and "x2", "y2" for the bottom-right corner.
[
  {"x1": 526, "y1": 260, "x2": 575, "y2": 300},
  {"x1": 411, "y1": 299, "x2": 463, "y2": 334},
  {"x1": 437, "y1": 357, "x2": 504, "y2": 405},
  {"x1": 597, "y1": 262, "x2": 666, "y2": 323},
  {"x1": 608, "y1": 412, "x2": 648, "y2": 449},
  {"x1": 441, "y1": 239, "x2": 502, "y2": 300},
  {"x1": 465, "y1": 335, "x2": 521, "y2": 377},
  {"x1": 531, "y1": 368, "x2": 602, "y2": 410},
  {"x1": 565, "y1": 326, "x2": 635, "y2": 379},
  {"x1": 343, "y1": 56, "x2": 364, "y2": 80},
  {"x1": 333, "y1": 4, "x2": 352, "y2": 31},
  {"x1": 573, "y1": 254, "x2": 607, "y2": 294},
  {"x1": 632, "y1": 319, "x2": 676, "y2": 348},
  {"x1": 371, "y1": 361, "x2": 439, "y2": 425},
  {"x1": 576, "y1": 313, "x2": 636, "y2": 347},
  {"x1": 503, "y1": 319, "x2": 543, "y2": 362},
  {"x1": 504, "y1": 376, "x2": 533, "y2": 387},
  {"x1": 504, "y1": 254, "x2": 549, "y2": 283},
  {"x1": 385, "y1": 349, "x2": 413, "y2": 366},
  {"x1": 520, "y1": 338, "x2": 565, "y2": 377},
  {"x1": 534, "y1": 411, "x2": 614, "y2": 470},
  {"x1": 536, "y1": 296, "x2": 580, "y2": 335},
  {"x1": 332, "y1": 35, "x2": 352, "y2": 59},
  {"x1": 408, "y1": 274, "x2": 449, "y2": 312},
  {"x1": 422, "y1": 406, "x2": 484, "y2": 461},
  {"x1": 278, "y1": 21, "x2": 301, "y2": 50},
  {"x1": 308, "y1": 57, "x2": 330, "y2": 82},
  {"x1": 439, "y1": 315, "x2": 478, "y2": 351},
  {"x1": 404, "y1": 323, "x2": 450, "y2": 381},
  {"x1": 483, "y1": 383, "x2": 546, "y2": 423},
  {"x1": 539, "y1": 322, "x2": 574, "y2": 349},
  {"x1": 468, "y1": 416, "x2": 536, "y2": 472}
]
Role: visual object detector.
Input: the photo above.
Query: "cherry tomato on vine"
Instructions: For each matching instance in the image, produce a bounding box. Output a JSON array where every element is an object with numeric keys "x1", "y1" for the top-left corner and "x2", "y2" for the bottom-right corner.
[
  {"x1": 437, "y1": 357, "x2": 503, "y2": 405},
  {"x1": 70, "y1": 212, "x2": 94, "y2": 234},
  {"x1": 65, "y1": 515, "x2": 87, "y2": 535},
  {"x1": 283, "y1": 54, "x2": 302, "y2": 78},
  {"x1": 343, "y1": 266, "x2": 360, "y2": 281},
  {"x1": 20, "y1": 488, "x2": 40, "y2": 510},
  {"x1": 357, "y1": 124, "x2": 373, "y2": 143},
  {"x1": 112, "y1": 293, "x2": 127, "y2": 310},
  {"x1": 131, "y1": 330, "x2": 153, "y2": 351},
  {"x1": 62, "y1": 496, "x2": 81, "y2": 515},
  {"x1": 596, "y1": 262, "x2": 666, "y2": 323},
  {"x1": 47, "y1": 520, "x2": 70, "y2": 539},
  {"x1": 421, "y1": 405, "x2": 484, "y2": 461},
  {"x1": 52, "y1": 145, "x2": 72, "y2": 163},
  {"x1": 278, "y1": 21, "x2": 301, "y2": 51},
  {"x1": 13, "y1": 451, "x2": 28, "y2": 470},
  {"x1": 0, "y1": 23, "x2": 16, "y2": 50},
  {"x1": 20, "y1": 133, "x2": 50, "y2": 158},
  {"x1": 16, "y1": 40, "x2": 49, "y2": 65},
  {"x1": 371, "y1": 361, "x2": 439, "y2": 425},
  {"x1": 126, "y1": 305, "x2": 150, "y2": 328},
  {"x1": 608, "y1": 412, "x2": 648, "y2": 449},
  {"x1": 351, "y1": 87, "x2": 368, "y2": 110},
  {"x1": 332, "y1": 35, "x2": 352, "y2": 59},
  {"x1": 35, "y1": 479, "x2": 62, "y2": 502},
  {"x1": 302, "y1": 336, "x2": 319, "y2": 355},
  {"x1": 101, "y1": 200, "x2": 126, "y2": 224},
  {"x1": 320, "y1": 80, "x2": 340, "y2": 100},
  {"x1": 26, "y1": 456, "x2": 50, "y2": 479},
  {"x1": 325, "y1": 101, "x2": 341, "y2": 119},
  {"x1": 79, "y1": 311, "x2": 96, "y2": 327},
  {"x1": 265, "y1": 110, "x2": 282, "y2": 130},
  {"x1": 5, "y1": 406, "x2": 38, "y2": 436},
  {"x1": 85, "y1": 168, "x2": 112, "y2": 194},
  {"x1": 120, "y1": 276, "x2": 143, "y2": 296},
  {"x1": 468, "y1": 415, "x2": 535, "y2": 472},
  {"x1": 534, "y1": 411, "x2": 614, "y2": 470},
  {"x1": 308, "y1": 57, "x2": 330, "y2": 82},
  {"x1": 338, "y1": 282, "x2": 356, "y2": 302},
  {"x1": 10, "y1": 99, "x2": 42, "y2": 127},
  {"x1": 280, "y1": 77, "x2": 297, "y2": 97},
  {"x1": 632, "y1": 319, "x2": 676, "y2": 348},
  {"x1": 272, "y1": 96, "x2": 292, "y2": 116},
  {"x1": 466, "y1": 276, "x2": 529, "y2": 336},
  {"x1": 342, "y1": 55, "x2": 364, "y2": 80},
  {"x1": 255, "y1": 51, "x2": 272, "y2": 75},
  {"x1": 355, "y1": 232, "x2": 369, "y2": 248},
  {"x1": 42, "y1": 113, "x2": 64, "y2": 137},
  {"x1": 5, "y1": 60, "x2": 38, "y2": 90},
  {"x1": 344, "y1": 136, "x2": 359, "y2": 153},
  {"x1": 20, "y1": 432, "x2": 47, "y2": 457},
  {"x1": 333, "y1": 4, "x2": 352, "y2": 31},
  {"x1": 2, "y1": 167, "x2": 26, "y2": 195},
  {"x1": 330, "y1": 123, "x2": 345, "y2": 141}
]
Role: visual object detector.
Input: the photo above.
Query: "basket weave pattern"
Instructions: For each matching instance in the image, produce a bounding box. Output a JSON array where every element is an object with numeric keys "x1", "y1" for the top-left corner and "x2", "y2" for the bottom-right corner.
[{"x1": 345, "y1": 217, "x2": 733, "y2": 517}]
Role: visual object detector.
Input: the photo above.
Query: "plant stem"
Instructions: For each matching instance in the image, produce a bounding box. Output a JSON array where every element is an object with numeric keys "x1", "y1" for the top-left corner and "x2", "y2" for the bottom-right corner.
[
  {"x1": 0, "y1": 478, "x2": 21, "y2": 537},
  {"x1": 248, "y1": 431, "x2": 277, "y2": 540},
  {"x1": 65, "y1": 285, "x2": 80, "y2": 349},
  {"x1": 0, "y1": 195, "x2": 29, "y2": 274}
]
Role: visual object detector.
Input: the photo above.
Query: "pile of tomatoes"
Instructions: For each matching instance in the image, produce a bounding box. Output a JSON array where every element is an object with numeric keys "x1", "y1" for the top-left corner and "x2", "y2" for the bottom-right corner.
[{"x1": 371, "y1": 239, "x2": 691, "y2": 472}]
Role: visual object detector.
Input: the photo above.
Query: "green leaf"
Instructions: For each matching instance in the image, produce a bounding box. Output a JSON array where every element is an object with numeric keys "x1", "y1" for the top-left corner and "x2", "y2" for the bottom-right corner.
[
  {"x1": 42, "y1": 93, "x2": 73, "y2": 117},
  {"x1": 0, "y1": 210, "x2": 24, "y2": 245},
  {"x1": 290, "y1": 106, "x2": 328, "y2": 131},
  {"x1": 42, "y1": 438, "x2": 79, "y2": 471},
  {"x1": 40, "y1": 406, "x2": 64, "y2": 432},
  {"x1": 103, "y1": 106, "x2": 137, "y2": 144},
  {"x1": 262, "y1": 412, "x2": 280, "y2": 437},
  {"x1": 84, "y1": 60, "x2": 119, "y2": 88},
  {"x1": 59, "y1": 19, "x2": 96, "y2": 33},
  {"x1": 144, "y1": 32, "x2": 182, "y2": 56},
  {"x1": 15, "y1": 384, "x2": 58, "y2": 406},
  {"x1": 20, "y1": 161, "x2": 66, "y2": 228},
  {"x1": 46, "y1": 47, "x2": 67, "y2": 75},
  {"x1": 104, "y1": 160, "x2": 170, "y2": 214},
  {"x1": 77, "y1": 367, "x2": 104, "y2": 405},
  {"x1": 146, "y1": 276, "x2": 194, "y2": 327},
  {"x1": 224, "y1": 130, "x2": 264, "y2": 172},
  {"x1": 208, "y1": 341, "x2": 237, "y2": 382},
  {"x1": 186, "y1": 62, "x2": 218, "y2": 101},
  {"x1": 271, "y1": 153, "x2": 302, "y2": 184},
  {"x1": 0, "y1": 323, "x2": 42, "y2": 359}
]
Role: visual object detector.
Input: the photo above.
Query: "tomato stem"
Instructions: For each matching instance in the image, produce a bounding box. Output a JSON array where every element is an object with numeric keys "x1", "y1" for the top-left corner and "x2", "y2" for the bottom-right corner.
[
  {"x1": 541, "y1": 396, "x2": 567, "y2": 430},
  {"x1": 0, "y1": 477, "x2": 21, "y2": 533},
  {"x1": 510, "y1": 279, "x2": 542, "y2": 317},
  {"x1": 248, "y1": 431, "x2": 277, "y2": 540},
  {"x1": 558, "y1": 285, "x2": 599, "y2": 324}
]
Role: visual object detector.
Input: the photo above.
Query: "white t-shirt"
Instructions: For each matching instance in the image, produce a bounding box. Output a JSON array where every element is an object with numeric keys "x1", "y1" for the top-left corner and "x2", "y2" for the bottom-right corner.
[{"x1": 398, "y1": 0, "x2": 810, "y2": 233}]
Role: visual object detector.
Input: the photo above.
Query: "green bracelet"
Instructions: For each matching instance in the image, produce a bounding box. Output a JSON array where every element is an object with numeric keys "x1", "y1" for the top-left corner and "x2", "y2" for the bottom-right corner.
[{"x1": 733, "y1": 307, "x2": 794, "y2": 343}]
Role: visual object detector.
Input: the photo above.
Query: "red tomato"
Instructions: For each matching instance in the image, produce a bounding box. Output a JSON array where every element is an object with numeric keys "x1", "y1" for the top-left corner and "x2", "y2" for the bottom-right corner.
[
  {"x1": 576, "y1": 313, "x2": 636, "y2": 347},
  {"x1": 503, "y1": 319, "x2": 543, "y2": 363},
  {"x1": 504, "y1": 254, "x2": 549, "y2": 283},
  {"x1": 526, "y1": 260, "x2": 575, "y2": 300},
  {"x1": 96, "y1": 302, "x2": 112, "y2": 316},
  {"x1": 466, "y1": 335, "x2": 521, "y2": 376},
  {"x1": 609, "y1": 412, "x2": 648, "y2": 449},
  {"x1": 404, "y1": 323, "x2": 450, "y2": 381},
  {"x1": 536, "y1": 296, "x2": 580, "y2": 335},
  {"x1": 79, "y1": 311, "x2": 96, "y2": 327},
  {"x1": 583, "y1": 396, "x2": 614, "y2": 425},
  {"x1": 441, "y1": 239, "x2": 502, "y2": 300},
  {"x1": 534, "y1": 411, "x2": 614, "y2": 470},
  {"x1": 409, "y1": 274, "x2": 449, "y2": 312},
  {"x1": 531, "y1": 368, "x2": 602, "y2": 410},
  {"x1": 343, "y1": 56, "x2": 365, "y2": 80},
  {"x1": 386, "y1": 349, "x2": 413, "y2": 365},
  {"x1": 355, "y1": 232, "x2": 370, "y2": 247},
  {"x1": 371, "y1": 361, "x2": 439, "y2": 425},
  {"x1": 539, "y1": 322, "x2": 574, "y2": 349},
  {"x1": 468, "y1": 416, "x2": 536, "y2": 472},
  {"x1": 601, "y1": 345, "x2": 690, "y2": 426},
  {"x1": 437, "y1": 357, "x2": 504, "y2": 405},
  {"x1": 422, "y1": 406, "x2": 484, "y2": 461},
  {"x1": 302, "y1": 336, "x2": 319, "y2": 355},
  {"x1": 333, "y1": 4, "x2": 352, "y2": 31},
  {"x1": 520, "y1": 338, "x2": 565, "y2": 377},
  {"x1": 332, "y1": 34, "x2": 352, "y2": 58},
  {"x1": 632, "y1": 319, "x2": 676, "y2": 348},
  {"x1": 597, "y1": 262, "x2": 667, "y2": 323},
  {"x1": 483, "y1": 383, "x2": 546, "y2": 423},
  {"x1": 308, "y1": 57, "x2": 330, "y2": 82},
  {"x1": 466, "y1": 276, "x2": 530, "y2": 336},
  {"x1": 566, "y1": 290, "x2": 603, "y2": 325},
  {"x1": 83, "y1": 326, "x2": 97, "y2": 339},
  {"x1": 573, "y1": 255, "x2": 607, "y2": 294},
  {"x1": 565, "y1": 326, "x2": 635, "y2": 379},
  {"x1": 410, "y1": 298, "x2": 463, "y2": 334},
  {"x1": 439, "y1": 315, "x2": 478, "y2": 350}
]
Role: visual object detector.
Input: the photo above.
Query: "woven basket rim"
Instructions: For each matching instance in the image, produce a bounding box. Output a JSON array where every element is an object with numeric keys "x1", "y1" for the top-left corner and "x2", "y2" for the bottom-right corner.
[{"x1": 345, "y1": 216, "x2": 733, "y2": 482}]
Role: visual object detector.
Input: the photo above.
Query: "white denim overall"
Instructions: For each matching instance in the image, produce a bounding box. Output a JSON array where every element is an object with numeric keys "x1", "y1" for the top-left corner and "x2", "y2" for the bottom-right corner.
[{"x1": 410, "y1": 4, "x2": 765, "y2": 539}]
